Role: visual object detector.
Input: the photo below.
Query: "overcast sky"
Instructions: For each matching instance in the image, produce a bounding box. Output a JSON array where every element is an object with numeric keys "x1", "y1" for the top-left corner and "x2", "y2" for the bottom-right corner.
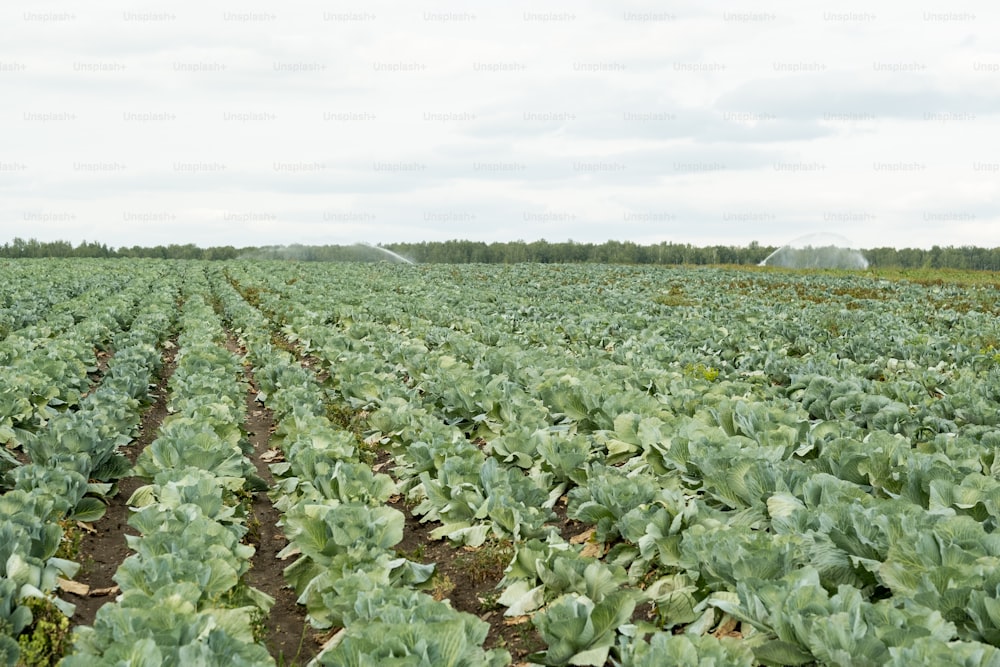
[{"x1": 1, "y1": 0, "x2": 997, "y2": 249}]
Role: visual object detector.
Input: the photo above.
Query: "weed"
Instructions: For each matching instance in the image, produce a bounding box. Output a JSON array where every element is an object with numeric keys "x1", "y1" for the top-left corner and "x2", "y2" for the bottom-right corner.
[
  {"x1": 270, "y1": 333, "x2": 298, "y2": 355},
  {"x1": 479, "y1": 590, "x2": 503, "y2": 612},
  {"x1": 16, "y1": 597, "x2": 71, "y2": 666},
  {"x1": 55, "y1": 519, "x2": 83, "y2": 561},
  {"x1": 453, "y1": 539, "x2": 514, "y2": 585},
  {"x1": 77, "y1": 553, "x2": 96, "y2": 578},
  {"x1": 404, "y1": 543, "x2": 426, "y2": 561},
  {"x1": 682, "y1": 363, "x2": 720, "y2": 382},
  {"x1": 325, "y1": 403, "x2": 366, "y2": 439},
  {"x1": 248, "y1": 606, "x2": 268, "y2": 645},
  {"x1": 245, "y1": 506, "x2": 262, "y2": 545},
  {"x1": 242, "y1": 286, "x2": 263, "y2": 308},
  {"x1": 653, "y1": 286, "x2": 694, "y2": 307},
  {"x1": 430, "y1": 573, "x2": 456, "y2": 601},
  {"x1": 230, "y1": 488, "x2": 264, "y2": 557}
]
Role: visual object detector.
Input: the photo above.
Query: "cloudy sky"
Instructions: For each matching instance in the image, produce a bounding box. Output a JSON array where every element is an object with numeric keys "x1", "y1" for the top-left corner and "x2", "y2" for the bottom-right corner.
[{"x1": 1, "y1": 0, "x2": 997, "y2": 249}]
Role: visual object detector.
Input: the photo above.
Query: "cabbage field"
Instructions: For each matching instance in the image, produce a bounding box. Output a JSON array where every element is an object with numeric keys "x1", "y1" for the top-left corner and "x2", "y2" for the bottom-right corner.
[{"x1": 1, "y1": 259, "x2": 1000, "y2": 666}]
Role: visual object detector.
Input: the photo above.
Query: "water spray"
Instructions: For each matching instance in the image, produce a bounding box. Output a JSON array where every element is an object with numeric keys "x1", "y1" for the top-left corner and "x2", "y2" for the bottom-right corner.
[
  {"x1": 759, "y1": 232, "x2": 868, "y2": 269},
  {"x1": 356, "y1": 243, "x2": 415, "y2": 264}
]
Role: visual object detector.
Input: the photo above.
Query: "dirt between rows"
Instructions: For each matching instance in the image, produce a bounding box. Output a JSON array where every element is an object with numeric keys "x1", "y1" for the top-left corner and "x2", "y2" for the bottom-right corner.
[
  {"x1": 68, "y1": 339, "x2": 177, "y2": 627},
  {"x1": 387, "y1": 494, "x2": 546, "y2": 663},
  {"x1": 376, "y1": 435, "x2": 567, "y2": 664},
  {"x1": 235, "y1": 340, "x2": 321, "y2": 664},
  {"x1": 67, "y1": 335, "x2": 320, "y2": 665}
]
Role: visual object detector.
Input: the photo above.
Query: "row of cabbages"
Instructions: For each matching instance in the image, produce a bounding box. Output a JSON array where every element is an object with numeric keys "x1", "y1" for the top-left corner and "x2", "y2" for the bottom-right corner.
[
  {"x1": 275, "y1": 302, "x2": 751, "y2": 666},
  {"x1": 65, "y1": 283, "x2": 275, "y2": 666},
  {"x1": 222, "y1": 265, "x2": 754, "y2": 667},
  {"x1": 0, "y1": 266, "x2": 154, "y2": 444},
  {"x1": 213, "y1": 270, "x2": 511, "y2": 666},
  {"x1": 0, "y1": 272, "x2": 177, "y2": 665},
  {"x1": 225, "y1": 262, "x2": 1000, "y2": 667},
  {"x1": 0, "y1": 259, "x2": 117, "y2": 342}
]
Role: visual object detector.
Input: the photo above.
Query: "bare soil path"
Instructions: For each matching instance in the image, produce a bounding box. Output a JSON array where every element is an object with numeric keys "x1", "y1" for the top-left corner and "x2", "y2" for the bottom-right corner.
[{"x1": 227, "y1": 335, "x2": 320, "y2": 666}]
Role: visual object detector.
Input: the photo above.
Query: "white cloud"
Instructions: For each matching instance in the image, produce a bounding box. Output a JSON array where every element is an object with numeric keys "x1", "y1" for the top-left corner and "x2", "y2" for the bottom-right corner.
[{"x1": 1, "y1": 0, "x2": 998, "y2": 249}]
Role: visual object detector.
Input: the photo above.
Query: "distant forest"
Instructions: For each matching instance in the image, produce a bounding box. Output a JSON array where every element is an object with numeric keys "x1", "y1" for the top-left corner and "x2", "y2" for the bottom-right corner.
[{"x1": 1, "y1": 237, "x2": 999, "y2": 271}]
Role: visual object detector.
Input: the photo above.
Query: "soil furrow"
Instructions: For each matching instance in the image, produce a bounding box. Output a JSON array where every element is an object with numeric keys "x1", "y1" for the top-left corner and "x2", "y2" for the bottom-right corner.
[
  {"x1": 68, "y1": 337, "x2": 178, "y2": 628},
  {"x1": 227, "y1": 334, "x2": 320, "y2": 666}
]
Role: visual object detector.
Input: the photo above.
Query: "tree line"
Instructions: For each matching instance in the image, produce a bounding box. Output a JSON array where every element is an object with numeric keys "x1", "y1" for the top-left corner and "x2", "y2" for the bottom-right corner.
[
  {"x1": 1, "y1": 237, "x2": 999, "y2": 271},
  {"x1": 0, "y1": 238, "x2": 243, "y2": 260}
]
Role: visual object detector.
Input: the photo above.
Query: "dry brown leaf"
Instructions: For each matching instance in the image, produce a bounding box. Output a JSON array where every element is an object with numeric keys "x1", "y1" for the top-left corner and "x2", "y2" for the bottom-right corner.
[
  {"x1": 90, "y1": 586, "x2": 120, "y2": 597},
  {"x1": 260, "y1": 449, "x2": 284, "y2": 463},
  {"x1": 504, "y1": 615, "x2": 532, "y2": 626},
  {"x1": 57, "y1": 578, "x2": 89, "y2": 596},
  {"x1": 76, "y1": 521, "x2": 97, "y2": 534},
  {"x1": 569, "y1": 528, "x2": 606, "y2": 558},
  {"x1": 713, "y1": 615, "x2": 741, "y2": 639}
]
